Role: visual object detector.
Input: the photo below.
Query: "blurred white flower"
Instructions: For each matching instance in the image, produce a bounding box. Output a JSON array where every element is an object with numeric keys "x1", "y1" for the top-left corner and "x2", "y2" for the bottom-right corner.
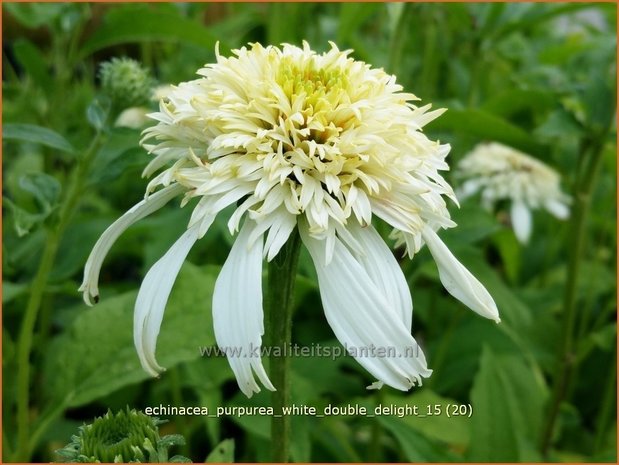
[
  {"x1": 81, "y1": 42, "x2": 499, "y2": 397},
  {"x1": 114, "y1": 107, "x2": 151, "y2": 129},
  {"x1": 457, "y1": 142, "x2": 571, "y2": 243}
]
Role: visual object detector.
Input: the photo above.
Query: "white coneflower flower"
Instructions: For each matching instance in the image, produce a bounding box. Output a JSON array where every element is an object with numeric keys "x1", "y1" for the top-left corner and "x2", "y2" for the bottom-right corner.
[
  {"x1": 457, "y1": 142, "x2": 571, "y2": 244},
  {"x1": 80, "y1": 42, "x2": 499, "y2": 397}
]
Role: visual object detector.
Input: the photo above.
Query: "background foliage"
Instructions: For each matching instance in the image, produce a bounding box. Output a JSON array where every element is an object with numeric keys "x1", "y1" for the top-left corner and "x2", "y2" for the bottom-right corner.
[{"x1": 2, "y1": 2, "x2": 616, "y2": 463}]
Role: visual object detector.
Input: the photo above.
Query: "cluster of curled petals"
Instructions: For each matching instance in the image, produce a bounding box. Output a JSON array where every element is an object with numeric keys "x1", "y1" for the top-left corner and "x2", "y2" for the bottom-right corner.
[
  {"x1": 457, "y1": 142, "x2": 571, "y2": 243},
  {"x1": 141, "y1": 42, "x2": 456, "y2": 258}
]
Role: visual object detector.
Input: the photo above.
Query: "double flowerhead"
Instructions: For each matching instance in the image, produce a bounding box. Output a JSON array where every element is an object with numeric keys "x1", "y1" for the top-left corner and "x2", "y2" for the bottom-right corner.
[
  {"x1": 81, "y1": 43, "x2": 499, "y2": 397},
  {"x1": 457, "y1": 142, "x2": 571, "y2": 244}
]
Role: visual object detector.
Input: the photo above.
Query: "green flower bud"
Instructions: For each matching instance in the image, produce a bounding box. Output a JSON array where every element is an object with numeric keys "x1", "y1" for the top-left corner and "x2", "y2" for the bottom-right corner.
[
  {"x1": 99, "y1": 58, "x2": 155, "y2": 108},
  {"x1": 56, "y1": 407, "x2": 190, "y2": 463}
]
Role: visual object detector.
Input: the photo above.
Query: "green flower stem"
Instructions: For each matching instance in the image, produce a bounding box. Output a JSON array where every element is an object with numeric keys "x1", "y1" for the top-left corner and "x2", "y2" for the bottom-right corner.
[
  {"x1": 387, "y1": 2, "x2": 414, "y2": 77},
  {"x1": 539, "y1": 131, "x2": 609, "y2": 457},
  {"x1": 266, "y1": 229, "x2": 301, "y2": 463},
  {"x1": 13, "y1": 133, "x2": 105, "y2": 462}
]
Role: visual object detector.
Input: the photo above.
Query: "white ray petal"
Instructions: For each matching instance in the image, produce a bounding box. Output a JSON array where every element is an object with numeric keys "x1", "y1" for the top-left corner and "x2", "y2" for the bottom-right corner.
[
  {"x1": 300, "y1": 222, "x2": 431, "y2": 390},
  {"x1": 134, "y1": 223, "x2": 202, "y2": 377},
  {"x1": 421, "y1": 227, "x2": 500, "y2": 323},
  {"x1": 345, "y1": 221, "x2": 413, "y2": 331},
  {"x1": 79, "y1": 183, "x2": 185, "y2": 306},
  {"x1": 213, "y1": 220, "x2": 274, "y2": 397},
  {"x1": 545, "y1": 199, "x2": 570, "y2": 220},
  {"x1": 511, "y1": 201, "x2": 532, "y2": 244}
]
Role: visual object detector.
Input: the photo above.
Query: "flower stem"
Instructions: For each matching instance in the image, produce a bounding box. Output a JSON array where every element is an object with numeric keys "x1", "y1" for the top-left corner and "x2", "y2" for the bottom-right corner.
[
  {"x1": 267, "y1": 229, "x2": 301, "y2": 463},
  {"x1": 13, "y1": 133, "x2": 104, "y2": 462},
  {"x1": 539, "y1": 132, "x2": 608, "y2": 457}
]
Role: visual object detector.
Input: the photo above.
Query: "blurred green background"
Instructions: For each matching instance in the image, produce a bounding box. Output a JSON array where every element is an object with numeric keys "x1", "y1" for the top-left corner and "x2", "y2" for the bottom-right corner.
[{"x1": 2, "y1": 2, "x2": 616, "y2": 463}]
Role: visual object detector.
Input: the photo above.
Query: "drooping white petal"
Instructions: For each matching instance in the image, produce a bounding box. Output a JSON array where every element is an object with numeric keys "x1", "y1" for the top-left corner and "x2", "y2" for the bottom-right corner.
[
  {"x1": 456, "y1": 179, "x2": 483, "y2": 201},
  {"x1": 213, "y1": 220, "x2": 275, "y2": 397},
  {"x1": 344, "y1": 221, "x2": 413, "y2": 331},
  {"x1": 510, "y1": 200, "x2": 532, "y2": 244},
  {"x1": 300, "y1": 222, "x2": 431, "y2": 391},
  {"x1": 545, "y1": 198, "x2": 570, "y2": 220},
  {"x1": 79, "y1": 183, "x2": 185, "y2": 306},
  {"x1": 421, "y1": 226, "x2": 500, "y2": 323},
  {"x1": 134, "y1": 223, "x2": 202, "y2": 377}
]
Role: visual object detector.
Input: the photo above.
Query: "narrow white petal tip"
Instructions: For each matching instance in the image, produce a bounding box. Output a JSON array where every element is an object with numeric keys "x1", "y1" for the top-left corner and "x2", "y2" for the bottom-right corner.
[
  {"x1": 367, "y1": 381, "x2": 384, "y2": 390},
  {"x1": 422, "y1": 226, "x2": 500, "y2": 323},
  {"x1": 213, "y1": 220, "x2": 274, "y2": 397},
  {"x1": 134, "y1": 225, "x2": 201, "y2": 379},
  {"x1": 78, "y1": 283, "x2": 98, "y2": 306},
  {"x1": 510, "y1": 201, "x2": 532, "y2": 244}
]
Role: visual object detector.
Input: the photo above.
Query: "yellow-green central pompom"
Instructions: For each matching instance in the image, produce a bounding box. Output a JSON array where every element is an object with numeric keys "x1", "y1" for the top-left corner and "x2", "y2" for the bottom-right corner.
[{"x1": 276, "y1": 57, "x2": 350, "y2": 112}]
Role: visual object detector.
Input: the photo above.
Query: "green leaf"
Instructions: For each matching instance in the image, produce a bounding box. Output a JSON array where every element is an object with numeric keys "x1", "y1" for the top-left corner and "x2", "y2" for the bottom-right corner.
[
  {"x1": 19, "y1": 172, "x2": 61, "y2": 213},
  {"x1": 88, "y1": 127, "x2": 147, "y2": 186},
  {"x1": 4, "y1": 3, "x2": 67, "y2": 28},
  {"x1": 2, "y1": 281, "x2": 28, "y2": 303},
  {"x1": 78, "y1": 5, "x2": 221, "y2": 58},
  {"x1": 42, "y1": 263, "x2": 220, "y2": 407},
  {"x1": 205, "y1": 439, "x2": 235, "y2": 463},
  {"x1": 3, "y1": 123, "x2": 76, "y2": 154},
  {"x1": 378, "y1": 415, "x2": 459, "y2": 461},
  {"x1": 383, "y1": 390, "x2": 471, "y2": 448},
  {"x1": 467, "y1": 347, "x2": 548, "y2": 461},
  {"x1": 158, "y1": 434, "x2": 186, "y2": 448},
  {"x1": 481, "y1": 89, "x2": 556, "y2": 119},
  {"x1": 453, "y1": 246, "x2": 533, "y2": 331},
  {"x1": 582, "y1": 69, "x2": 615, "y2": 131},
  {"x1": 86, "y1": 95, "x2": 112, "y2": 131},
  {"x1": 441, "y1": 202, "x2": 501, "y2": 245},
  {"x1": 12, "y1": 39, "x2": 49, "y2": 89},
  {"x1": 427, "y1": 108, "x2": 546, "y2": 157},
  {"x1": 3, "y1": 198, "x2": 47, "y2": 236}
]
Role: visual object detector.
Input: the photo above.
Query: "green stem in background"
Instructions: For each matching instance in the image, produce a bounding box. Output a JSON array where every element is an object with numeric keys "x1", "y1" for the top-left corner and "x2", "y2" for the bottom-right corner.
[
  {"x1": 419, "y1": 7, "x2": 438, "y2": 98},
  {"x1": 387, "y1": 2, "x2": 414, "y2": 78},
  {"x1": 266, "y1": 230, "x2": 301, "y2": 463},
  {"x1": 593, "y1": 345, "x2": 616, "y2": 455},
  {"x1": 13, "y1": 132, "x2": 105, "y2": 462},
  {"x1": 539, "y1": 132, "x2": 609, "y2": 457}
]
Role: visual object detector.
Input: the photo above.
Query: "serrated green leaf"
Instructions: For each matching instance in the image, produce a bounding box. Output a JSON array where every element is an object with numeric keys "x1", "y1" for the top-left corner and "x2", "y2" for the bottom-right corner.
[
  {"x1": 3, "y1": 123, "x2": 76, "y2": 154},
  {"x1": 42, "y1": 263, "x2": 220, "y2": 407}
]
